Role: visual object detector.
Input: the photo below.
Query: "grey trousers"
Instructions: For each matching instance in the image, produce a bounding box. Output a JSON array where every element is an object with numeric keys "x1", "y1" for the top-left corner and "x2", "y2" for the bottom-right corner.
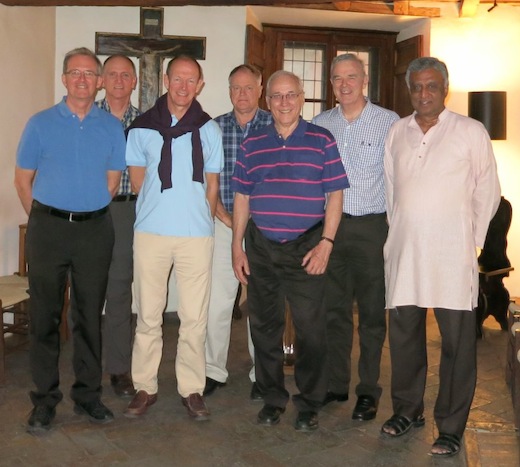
[
  {"x1": 103, "y1": 199, "x2": 136, "y2": 375},
  {"x1": 388, "y1": 306, "x2": 477, "y2": 437}
]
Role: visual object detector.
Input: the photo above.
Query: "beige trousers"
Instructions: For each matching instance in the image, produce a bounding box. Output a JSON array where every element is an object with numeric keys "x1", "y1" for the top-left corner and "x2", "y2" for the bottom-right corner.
[{"x1": 131, "y1": 231, "x2": 214, "y2": 397}]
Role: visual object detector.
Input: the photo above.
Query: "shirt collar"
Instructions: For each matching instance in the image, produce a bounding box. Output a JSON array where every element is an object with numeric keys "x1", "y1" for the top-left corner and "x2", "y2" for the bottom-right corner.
[{"x1": 58, "y1": 96, "x2": 100, "y2": 119}]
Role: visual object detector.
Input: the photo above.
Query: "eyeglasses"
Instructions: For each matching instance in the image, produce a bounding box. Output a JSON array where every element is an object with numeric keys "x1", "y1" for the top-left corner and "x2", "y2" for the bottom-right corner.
[
  {"x1": 267, "y1": 92, "x2": 301, "y2": 103},
  {"x1": 65, "y1": 69, "x2": 99, "y2": 80}
]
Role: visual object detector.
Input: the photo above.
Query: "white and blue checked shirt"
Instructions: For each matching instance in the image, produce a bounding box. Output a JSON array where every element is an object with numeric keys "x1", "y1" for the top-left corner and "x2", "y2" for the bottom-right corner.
[
  {"x1": 214, "y1": 108, "x2": 272, "y2": 213},
  {"x1": 96, "y1": 98, "x2": 140, "y2": 195},
  {"x1": 312, "y1": 100, "x2": 399, "y2": 216}
]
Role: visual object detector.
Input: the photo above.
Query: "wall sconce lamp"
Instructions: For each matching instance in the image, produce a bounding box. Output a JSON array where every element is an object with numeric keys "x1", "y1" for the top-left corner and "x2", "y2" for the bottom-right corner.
[{"x1": 468, "y1": 91, "x2": 507, "y2": 140}]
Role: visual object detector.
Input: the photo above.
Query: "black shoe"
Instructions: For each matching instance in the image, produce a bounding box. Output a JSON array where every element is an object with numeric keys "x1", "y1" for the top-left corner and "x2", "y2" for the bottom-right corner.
[
  {"x1": 352, "y1": 395, "x2": 378, "y2": 421},
  {"x1": 74, "y1": 399, "x2": 114, "y2": 424},
  {"x1": 27, "y1": 405, "x2": 56, "y2": 433},
  {"x1": 323, "y1": 391, "x2": 349, "y2": 406},
  {"x1": 250, "y1": 382, "x2": 264, "y2": 402},
  {"x1": 110, "y1": 373, "x2": 136, "y2": 398},
  {"x1": 295, "y1": 411, "x2": 319, "y2": 432},
  {"x1": 203, "y1": 377, "x2": 226, "y2": 396},
  {"x1": 257, "y1": 404, "x2": 285, "y2": 426}
]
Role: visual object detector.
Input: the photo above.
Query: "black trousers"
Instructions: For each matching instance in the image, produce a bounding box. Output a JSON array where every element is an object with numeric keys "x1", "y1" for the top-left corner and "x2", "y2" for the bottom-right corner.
[
  {"x1": 389, "y1": 306, "x2": 477, "y2": 437},
  {"x1": 324, "y1": 214, "x2": 387, "y2": 399},
  {"x1": 26, "y1": 208, "x2": 114, "y2": 408},
  {"x1": 246, "y1": 220, "x2": 328, "y2": 412}
]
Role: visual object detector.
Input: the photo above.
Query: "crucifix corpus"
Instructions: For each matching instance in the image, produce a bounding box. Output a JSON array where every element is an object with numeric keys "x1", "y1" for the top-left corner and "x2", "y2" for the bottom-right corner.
[{"x1": 95, "y1": 7, "x2": 206, "y2": 112}]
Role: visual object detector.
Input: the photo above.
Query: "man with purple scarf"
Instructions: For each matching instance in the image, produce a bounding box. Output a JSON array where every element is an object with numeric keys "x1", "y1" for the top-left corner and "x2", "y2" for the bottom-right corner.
[{"x1": 124, "y1": 55, "x2": 223, "y2": 421}]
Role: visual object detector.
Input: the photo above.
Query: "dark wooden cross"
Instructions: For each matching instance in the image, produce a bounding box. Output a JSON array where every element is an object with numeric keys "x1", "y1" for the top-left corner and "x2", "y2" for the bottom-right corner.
[{"x1": 95, "y1": 7, "x2": 205, "y2": 111}]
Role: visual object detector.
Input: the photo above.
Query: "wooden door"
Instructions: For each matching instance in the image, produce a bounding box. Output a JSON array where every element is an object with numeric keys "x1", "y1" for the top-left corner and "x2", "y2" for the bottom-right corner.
[{"x1": 394, "y1": 35, "x2": 423, "y2": 117}]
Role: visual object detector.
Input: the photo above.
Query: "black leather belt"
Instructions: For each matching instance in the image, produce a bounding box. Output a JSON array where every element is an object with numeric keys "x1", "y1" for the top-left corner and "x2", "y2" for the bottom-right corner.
[
  {"x1": 112, "y1": 194, "x2": 137, "y2": 202},
  {"x1": 343, "y1": 212, "x2": 386, "y2": 219},
  {"x1": 32, "y1": 200, "x2": 108, "y2": 222}
]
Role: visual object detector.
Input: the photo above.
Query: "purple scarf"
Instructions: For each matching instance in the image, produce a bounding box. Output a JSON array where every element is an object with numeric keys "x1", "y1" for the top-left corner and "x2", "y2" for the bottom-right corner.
[{"x1": 127, "y1": 94, "x2": 211, "y2": 192}]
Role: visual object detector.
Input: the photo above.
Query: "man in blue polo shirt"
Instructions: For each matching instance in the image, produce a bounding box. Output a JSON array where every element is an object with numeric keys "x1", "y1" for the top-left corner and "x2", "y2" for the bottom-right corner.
[
  {"x1": 232, "y1": 70, "x2": 349, "y2": 431},
  {"x1": 14, "y1": 47, "x2": 126, "y2": 432}
]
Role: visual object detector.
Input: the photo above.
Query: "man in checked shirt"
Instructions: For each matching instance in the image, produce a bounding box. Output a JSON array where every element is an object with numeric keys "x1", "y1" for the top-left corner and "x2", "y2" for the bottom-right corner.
[
  {"x1": 203, "y1": 65, "x2": 272, "y2": 400},
  {"x1": 96, "y1": 55, "x2": 140, "y2": 398},
  {"x1": 312, "y1": 53, "x2": 399, "y2": 421}
]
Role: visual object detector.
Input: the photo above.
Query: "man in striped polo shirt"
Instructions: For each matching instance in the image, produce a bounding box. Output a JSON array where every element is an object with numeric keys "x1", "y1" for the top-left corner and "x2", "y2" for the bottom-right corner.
[{"x1": 231, "y1": 70, "x2": 349, "y2": 431}]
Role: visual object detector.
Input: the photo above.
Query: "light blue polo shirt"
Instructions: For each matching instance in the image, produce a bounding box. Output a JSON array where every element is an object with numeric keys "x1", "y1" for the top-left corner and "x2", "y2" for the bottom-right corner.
[
  {"x1": 16, "y1": 98, "x2": 127, "y2": 212},
  {"x1": 126, "y1": 117, "x2": 224, "y2": 237}
]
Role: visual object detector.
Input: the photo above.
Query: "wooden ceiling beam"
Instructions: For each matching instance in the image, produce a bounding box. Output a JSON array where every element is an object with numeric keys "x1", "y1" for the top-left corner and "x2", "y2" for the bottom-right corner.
[
  {"x1": 334, "y1": 1, "x2": 394, "y2": 14},
  {"x1": 393, "y1": 0, "x2": 441, "y2": 16},
  {"x1": 0, "y1": 0, "x2": 334, "y2": 5}
]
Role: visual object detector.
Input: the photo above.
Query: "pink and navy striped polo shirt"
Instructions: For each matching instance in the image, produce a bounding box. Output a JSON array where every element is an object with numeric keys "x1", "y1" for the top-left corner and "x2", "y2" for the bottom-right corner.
[{"x1": 231, "y1": 118, "x2": 349, "y2": 243}]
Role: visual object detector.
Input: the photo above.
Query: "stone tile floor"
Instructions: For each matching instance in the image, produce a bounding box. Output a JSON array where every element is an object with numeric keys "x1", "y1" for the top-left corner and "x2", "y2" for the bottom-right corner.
[{"x1": 0, "y1": 309, "x2": 519, "y2": 466}]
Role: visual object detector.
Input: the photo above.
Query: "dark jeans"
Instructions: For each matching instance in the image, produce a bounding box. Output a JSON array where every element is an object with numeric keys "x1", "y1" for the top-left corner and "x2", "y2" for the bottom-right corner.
[
  {"x1": 246, "y1": 220, "x2": 328, "y2": 412},
  {"x1": 325, "y1": 213, "x2": 387, "y2": 399},
  {"x1": 26, "y1": 207, "x2": 114, "y2": 408}
]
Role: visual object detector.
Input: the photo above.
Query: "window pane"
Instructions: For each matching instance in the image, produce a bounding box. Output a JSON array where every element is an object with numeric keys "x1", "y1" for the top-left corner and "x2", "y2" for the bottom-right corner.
[
  {"x1": 293, "y1": 48, "x2": 304, "y2": 61},
  {"x1": 283, "y1": 41, "x2": 327, "y2": 113}
]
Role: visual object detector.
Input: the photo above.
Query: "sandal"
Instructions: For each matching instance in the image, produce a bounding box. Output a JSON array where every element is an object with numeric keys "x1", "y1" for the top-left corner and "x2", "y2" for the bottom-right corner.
[
  {"x1": 381, "y1": 413, "x2": 425, "y2": 438},
  {"x1": 430, "y1": 433, "x2": 461, "y2": 458}
]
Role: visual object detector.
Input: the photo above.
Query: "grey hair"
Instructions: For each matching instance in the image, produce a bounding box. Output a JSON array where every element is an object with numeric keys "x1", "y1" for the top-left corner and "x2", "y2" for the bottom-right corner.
[
  {"x1": 330, "y1": 53, "x2": 365, "y2": 77},
  {"x1": 266, "y1": 70, "x2": 304, "y2": 95},
  {"x1": 229, "y1": 64, "x2": 262, "y2": 85},
  {"x1": 405, "y1": 57, "x2": 449, "y2": 89},
  {"x1": 63, "y1": 47, "x2": 102, "y2": 75}
]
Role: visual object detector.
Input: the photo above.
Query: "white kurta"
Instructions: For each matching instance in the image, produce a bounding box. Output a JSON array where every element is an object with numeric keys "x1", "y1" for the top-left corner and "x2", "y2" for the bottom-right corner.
[{"x1": 384, "y1": 109, "x2": 501, "y2": 310}]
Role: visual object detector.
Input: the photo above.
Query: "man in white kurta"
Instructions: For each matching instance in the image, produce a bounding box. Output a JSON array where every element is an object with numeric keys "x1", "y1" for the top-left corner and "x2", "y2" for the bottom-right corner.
[{"x1": 381, "y1": 57, "x2": 500, "y2": 458}]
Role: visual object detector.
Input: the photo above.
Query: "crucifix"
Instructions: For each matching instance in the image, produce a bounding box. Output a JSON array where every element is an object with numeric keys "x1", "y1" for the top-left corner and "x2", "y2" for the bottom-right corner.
[{"x1": 95, "y1": 7, "x2": 205, "y2": 112}]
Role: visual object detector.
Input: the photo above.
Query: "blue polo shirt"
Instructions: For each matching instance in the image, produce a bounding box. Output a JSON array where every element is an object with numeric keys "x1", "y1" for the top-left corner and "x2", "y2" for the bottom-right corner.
[
  {"x1": 16, "y1": 98, "x2": 126, "y2": 212},
  {"x1": 126, "y1": 118, "x2": 224, "y2": 237},
  {"x1": 232, "y1": 119, "x2": 349, "y2": 243}
]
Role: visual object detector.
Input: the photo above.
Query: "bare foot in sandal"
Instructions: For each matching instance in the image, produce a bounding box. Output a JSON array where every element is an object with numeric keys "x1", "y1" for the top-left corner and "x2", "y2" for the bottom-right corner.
[
  {"x1": 430, "y1": 433, "x2": 461, "y2": 457},
  {"x1": 381, "y1": 414, "x2": 425, "y2": 437}
]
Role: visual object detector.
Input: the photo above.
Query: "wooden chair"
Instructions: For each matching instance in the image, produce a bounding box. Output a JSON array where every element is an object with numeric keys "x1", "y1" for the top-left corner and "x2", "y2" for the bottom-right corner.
[
  {"x1": 476, "y1": 197, "x2": 514, "y2": 337},
  {"x1": 0, "y1": 274, "x2": 30, "y2": 385}
]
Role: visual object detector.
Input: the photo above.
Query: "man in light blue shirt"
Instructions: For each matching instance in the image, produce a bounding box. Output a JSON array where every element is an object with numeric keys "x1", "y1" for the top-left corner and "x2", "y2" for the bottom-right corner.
[{"x1": 124, "y1": 56, "x2": 223, "y2": 422}]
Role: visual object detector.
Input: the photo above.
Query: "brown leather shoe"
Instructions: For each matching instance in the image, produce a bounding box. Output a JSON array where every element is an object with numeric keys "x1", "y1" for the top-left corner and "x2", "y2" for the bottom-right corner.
[
  {"x1": 181, "y1": 393, "x2": 210, "y2": 421},
  {"x1": 110, "y1": 373, "x2": 136, "y2": 398},
  {"x1": 124, "y1": 390, "x2": 157, "y2": 418}
]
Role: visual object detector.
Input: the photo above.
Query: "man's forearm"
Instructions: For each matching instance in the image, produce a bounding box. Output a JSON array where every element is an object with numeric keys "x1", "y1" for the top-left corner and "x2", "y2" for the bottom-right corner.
[
  {"x1": 321, "y1": 190, "x2": 343, "y2": 241},
  {"x1": 232, "y1": 193, "x2": 250, "y2": 249},
  {"x1": 215, "y1": 198, "x2": 232, "y2": 228}
]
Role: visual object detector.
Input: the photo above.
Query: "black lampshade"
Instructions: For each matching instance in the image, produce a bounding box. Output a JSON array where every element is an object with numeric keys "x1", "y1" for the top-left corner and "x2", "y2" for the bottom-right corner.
[{"x1": 468, "y1": 91, "x2": 507, "y2": 140}]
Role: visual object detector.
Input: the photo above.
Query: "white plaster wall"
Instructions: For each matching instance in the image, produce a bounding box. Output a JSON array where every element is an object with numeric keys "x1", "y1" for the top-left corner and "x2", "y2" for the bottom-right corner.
[
  {"x1": 55, "y1": 6, "x2": 247, "y2": 118},
  {"x1": 0, "y1": 6, "x2": 55, "y2": 275},
  {"x1": 429, "y1": 6, "x2": 520, "y2": 296}
]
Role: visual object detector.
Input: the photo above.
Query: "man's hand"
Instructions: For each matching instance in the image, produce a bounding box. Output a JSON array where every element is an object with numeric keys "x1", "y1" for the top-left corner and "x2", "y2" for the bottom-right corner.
[
  {"x1": 232, "y1": 246, "x2": 250, "y2": 285},
  {"x1": 301, "y1": 239, "x2": 333, "y2": 275}
]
